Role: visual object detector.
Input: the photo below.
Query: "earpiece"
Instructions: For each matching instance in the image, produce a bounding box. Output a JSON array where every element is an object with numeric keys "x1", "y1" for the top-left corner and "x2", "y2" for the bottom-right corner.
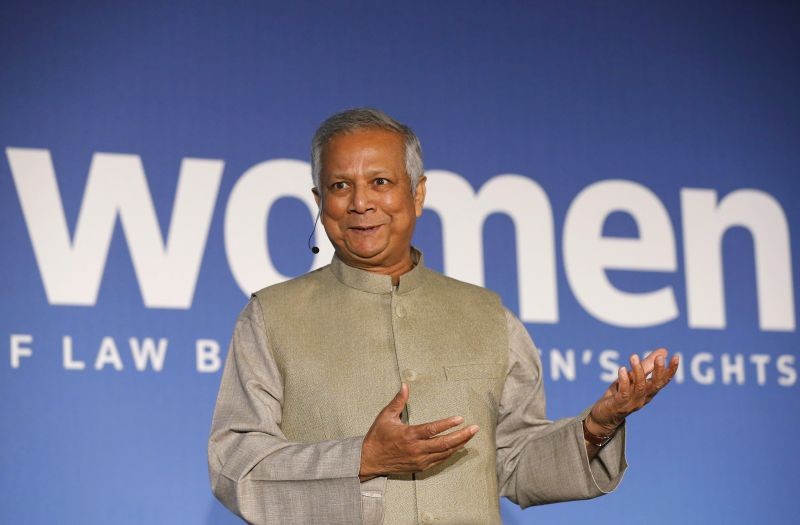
[{"x1": 308, "y1": 194, "x2": 321, "y2": 254}]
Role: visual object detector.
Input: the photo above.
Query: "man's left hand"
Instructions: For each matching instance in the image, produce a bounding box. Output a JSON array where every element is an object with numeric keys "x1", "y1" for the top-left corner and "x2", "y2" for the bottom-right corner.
[{"x1": 586, "y1": 348, "x2": 679, "y2": 438}]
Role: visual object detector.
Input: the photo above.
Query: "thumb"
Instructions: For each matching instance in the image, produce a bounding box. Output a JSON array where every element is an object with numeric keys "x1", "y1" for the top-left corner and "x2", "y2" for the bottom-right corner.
[{"x1": 383, "y1": 383, "x2": 408, "y2": 417}]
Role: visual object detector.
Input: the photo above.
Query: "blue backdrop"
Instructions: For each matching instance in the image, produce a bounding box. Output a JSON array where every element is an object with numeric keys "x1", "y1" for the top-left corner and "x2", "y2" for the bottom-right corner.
[{"x1": 1, "y1": 2, "x2": 798, "y2": 524}]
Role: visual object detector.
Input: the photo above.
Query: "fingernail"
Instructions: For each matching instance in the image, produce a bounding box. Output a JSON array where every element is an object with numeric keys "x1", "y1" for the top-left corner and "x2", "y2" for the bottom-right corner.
[
  {"x1": 452, "y1": 416, "x2": 464, "y2": 424},
  {"x1": 657, "y1": 356, "x2": 665, "y2": 366},
  {"x1": 469, "y1": 425, "x2": 479, "y2": 434},
  {"x1": 631, "y1": 354, "x2": 640, "y2": 364}
]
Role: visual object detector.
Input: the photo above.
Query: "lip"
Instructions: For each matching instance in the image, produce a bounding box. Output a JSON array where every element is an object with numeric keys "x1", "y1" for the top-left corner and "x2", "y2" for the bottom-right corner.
[{"x1": 347, "y1": 224, "x2": 383, "y2": 234}]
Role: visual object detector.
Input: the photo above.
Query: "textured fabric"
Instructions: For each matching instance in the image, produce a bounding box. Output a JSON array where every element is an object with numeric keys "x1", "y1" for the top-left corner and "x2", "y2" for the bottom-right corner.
[
  {"x1": 208, "y1": 252, "x2": 627, "y2": 525},
  {"x1": 496, "y1": 312, "x2": 627, "y2": 506},
  {"x1": 255, "y1": 253, "x2": 508, "y2": 524}
]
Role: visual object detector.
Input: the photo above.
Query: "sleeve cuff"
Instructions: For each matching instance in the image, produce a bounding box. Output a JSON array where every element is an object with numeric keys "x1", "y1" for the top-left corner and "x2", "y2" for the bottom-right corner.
[
  {"x1": 512, "y1": 408, "x2": 628, "y2": 507},
  {"x1": 576, "y1": 407, "x2": 628, "y2": 494}
]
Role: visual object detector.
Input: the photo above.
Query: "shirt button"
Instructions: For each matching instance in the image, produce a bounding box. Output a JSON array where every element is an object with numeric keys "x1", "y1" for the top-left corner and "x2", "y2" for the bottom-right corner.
[
  {"x1": 395, "y1": 304, "x2": 406, "y2": 318},
  {"x1": 420, "y1": 511, "x2": 435, "y2": 524},
  {"x1": 402, "y1": 368, "x2": 417, "y2": 382}
]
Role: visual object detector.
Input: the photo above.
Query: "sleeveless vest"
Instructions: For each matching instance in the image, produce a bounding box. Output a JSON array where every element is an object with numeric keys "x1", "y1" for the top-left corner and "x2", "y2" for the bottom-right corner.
[{"x1": 254, "y1": 253, "x2": 507, "y2": 524}]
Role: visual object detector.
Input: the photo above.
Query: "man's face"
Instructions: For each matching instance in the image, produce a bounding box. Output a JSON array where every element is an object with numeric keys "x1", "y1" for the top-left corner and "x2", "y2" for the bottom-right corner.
[{"x1": 315, "y1": 128, "x2": 426, "y2": 272}]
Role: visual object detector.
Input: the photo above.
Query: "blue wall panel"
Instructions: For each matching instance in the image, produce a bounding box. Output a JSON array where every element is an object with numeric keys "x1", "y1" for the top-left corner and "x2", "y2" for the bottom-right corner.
[{"x1": 1, "y1": 2, "x2": 798, "y2": 524}]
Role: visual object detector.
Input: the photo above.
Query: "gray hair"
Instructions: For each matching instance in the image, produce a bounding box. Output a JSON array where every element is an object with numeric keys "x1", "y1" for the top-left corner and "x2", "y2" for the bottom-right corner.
[{"x1": 311, "y1": 108, "x2": 424, "y2": 193}]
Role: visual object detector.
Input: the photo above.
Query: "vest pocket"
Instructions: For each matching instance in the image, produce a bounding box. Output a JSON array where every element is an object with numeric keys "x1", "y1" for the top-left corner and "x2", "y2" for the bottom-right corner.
[
  {"x1": 413, "y1": 379, "x2": 494, "y2": 523},
  {"x1": 444, "y1": 363, "x2": 505, "y2": 381}
]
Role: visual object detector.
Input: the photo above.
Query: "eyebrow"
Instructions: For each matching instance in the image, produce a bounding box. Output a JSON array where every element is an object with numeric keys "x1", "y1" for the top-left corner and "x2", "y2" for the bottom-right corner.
[{"x1": 326, "y1": 168, "x2": 390, "y2": 179}]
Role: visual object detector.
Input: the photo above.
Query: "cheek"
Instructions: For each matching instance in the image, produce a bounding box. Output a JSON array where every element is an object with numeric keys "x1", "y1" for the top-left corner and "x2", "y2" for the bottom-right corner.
[
  {"x1": 322, "y1": 198, "x2": 347, "y2": 221},
  {"x1": 384, "y1": 193, "x2": 416, "y2": 217},
  {"x1": 320, "y1": 212, "x2": 344, "y2": 239}
]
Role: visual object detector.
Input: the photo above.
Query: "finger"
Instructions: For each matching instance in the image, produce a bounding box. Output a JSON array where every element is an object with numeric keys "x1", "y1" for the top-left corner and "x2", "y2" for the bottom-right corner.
[
  {"x1": 419, "y1": 447, "x2": 468, "y2": 471},
  {"x1": 407, "y1": 448, "x2": 459, "y2": 473},
  {"x1": 640, "y1": 348, "x2": 667, "y2": 377},
  {"x1": 421, "y1": 426, "x2": 477, "y2": 455},
  {"x1": 645, "y1": 354, "x2": 680, "y2": 402},
  {"x1": 409, "y1": 415, "x2": 465, "y2": 439},
  {"x1": 668, "y1": 354, "x2": 680, "y2": 377},
  {"x1": 644, "y1": 354, "x2": 667, "y2": 400},
  {"x1": 419, "y1": 425, "x2": 479, "y2": 454},
  {"x1": 382, "y1": 383, "x2": 409, "y2": 418},
  {"x1": 630, "y1": 354, "x2": 647, "y2": 398},
  {"x1": 659, "y1": 354, "x2": 680, "y2": 387},
  {"x1": 654, "y1": 353, "x2": 680, "y2": 385},
  {"x1": 650, "y1": 353, "x2": 667, "y2": 388},
  {"x1": 420, "y1": 455, "x2": 451, "y2": 472},
  {"x1": 617, "y1": 365, "x2": 630, "y2": 396}
]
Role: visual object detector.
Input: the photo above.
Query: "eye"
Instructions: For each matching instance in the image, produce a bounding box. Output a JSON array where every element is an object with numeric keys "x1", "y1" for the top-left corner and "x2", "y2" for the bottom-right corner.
[
  {"x1": 331, "y1": 181, "x2": 349, "y2": 190},
  {"x1": 374, "y1": 177, "x2": 390, "y2": 186}
]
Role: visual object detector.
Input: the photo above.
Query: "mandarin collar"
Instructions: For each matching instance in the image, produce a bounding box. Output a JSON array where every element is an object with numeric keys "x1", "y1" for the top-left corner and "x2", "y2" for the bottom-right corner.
[{"x1": 329, "y1": 247, "x2": 426, "y2": 295}]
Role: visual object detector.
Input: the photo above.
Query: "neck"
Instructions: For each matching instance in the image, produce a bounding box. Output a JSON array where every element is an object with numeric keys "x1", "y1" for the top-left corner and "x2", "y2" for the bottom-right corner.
[
  {"x1": 339, "y1": 250, "x2": 416, "y2": 285},
  {"x1": 386, "y1": 258, "x2": 414, "y2": 285}
]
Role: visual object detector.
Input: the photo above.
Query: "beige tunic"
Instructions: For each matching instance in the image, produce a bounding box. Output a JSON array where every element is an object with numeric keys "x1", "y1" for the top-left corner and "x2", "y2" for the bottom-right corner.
[{"x1": 209, "y1": 252, "x2": 627, "y2": 524}]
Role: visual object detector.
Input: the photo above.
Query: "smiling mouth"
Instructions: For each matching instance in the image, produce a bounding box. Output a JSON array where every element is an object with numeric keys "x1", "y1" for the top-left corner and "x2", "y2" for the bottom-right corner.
[{"x1": 348, "y1": 225, "x2": 383, "y2": 235}]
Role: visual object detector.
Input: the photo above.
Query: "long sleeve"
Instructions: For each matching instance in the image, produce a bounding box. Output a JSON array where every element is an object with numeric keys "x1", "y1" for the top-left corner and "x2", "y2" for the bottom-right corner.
[
  {"x1": 208, "y1": 298, "x2": 365, "y2": 525},
  {"x1": 496, "y1": 309, "x2": 627, "y2": 507}
]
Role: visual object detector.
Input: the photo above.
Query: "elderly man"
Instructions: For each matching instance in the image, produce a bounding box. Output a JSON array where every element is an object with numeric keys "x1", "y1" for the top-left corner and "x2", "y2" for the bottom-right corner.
[{"x1": 208, "y1": 108, "x2": 678, "y2": 525}]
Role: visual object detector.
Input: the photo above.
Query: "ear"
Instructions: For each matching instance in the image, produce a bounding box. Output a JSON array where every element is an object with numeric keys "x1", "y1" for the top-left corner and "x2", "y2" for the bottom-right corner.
[
  {"x1": 413, "y1": 176, "x2": 427, "y2": 217},
  {"x1": 312, "y1": 187, "x2": 321, "y2": 209}
]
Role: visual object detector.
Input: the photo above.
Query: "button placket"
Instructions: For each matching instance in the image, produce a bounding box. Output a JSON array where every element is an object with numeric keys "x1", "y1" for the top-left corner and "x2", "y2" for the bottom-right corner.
[{"x1": 391, "y1": 292, "x2": 414, "y2": 401}]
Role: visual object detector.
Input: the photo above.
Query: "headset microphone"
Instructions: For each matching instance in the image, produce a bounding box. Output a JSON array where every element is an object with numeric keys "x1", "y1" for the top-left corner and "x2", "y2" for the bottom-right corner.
[{"x1": 307, "y1": 209, "x2": 321, "y2": 254}]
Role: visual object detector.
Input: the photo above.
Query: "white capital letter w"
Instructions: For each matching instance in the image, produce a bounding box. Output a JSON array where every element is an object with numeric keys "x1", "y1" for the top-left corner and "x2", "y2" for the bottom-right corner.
[{"x1": 7, "y1": 148, "x2": 223, "y2": 308}]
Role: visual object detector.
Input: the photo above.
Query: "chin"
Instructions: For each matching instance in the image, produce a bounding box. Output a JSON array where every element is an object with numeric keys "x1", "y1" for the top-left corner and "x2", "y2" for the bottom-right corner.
[
  {"x1": 351, "y1": 249, "x2": 386, "y2": 262},
  {"x1": 343, "y1": 244, "x2": 387, "y2": 262},
  {"x1": 345, "y1": 249, "x2": 383, "y2": 262}
]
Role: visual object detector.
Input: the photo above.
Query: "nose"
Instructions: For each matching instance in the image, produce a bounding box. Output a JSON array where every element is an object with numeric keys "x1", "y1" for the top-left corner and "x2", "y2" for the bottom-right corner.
[{"x1": 349, "y1": 182, "x2": 374, "y2": 214}]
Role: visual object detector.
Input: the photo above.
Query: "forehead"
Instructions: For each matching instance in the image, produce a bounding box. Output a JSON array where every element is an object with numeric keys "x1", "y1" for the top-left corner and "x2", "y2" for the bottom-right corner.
[{"x1": 321, "y1": 128, "x2": 405, "y2": 172}]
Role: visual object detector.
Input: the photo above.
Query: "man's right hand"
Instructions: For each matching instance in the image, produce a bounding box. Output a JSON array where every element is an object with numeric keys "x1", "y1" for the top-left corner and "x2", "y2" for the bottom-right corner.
[{"x1": 359, "y1": 383, "x2": 479, "y2": 481}]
